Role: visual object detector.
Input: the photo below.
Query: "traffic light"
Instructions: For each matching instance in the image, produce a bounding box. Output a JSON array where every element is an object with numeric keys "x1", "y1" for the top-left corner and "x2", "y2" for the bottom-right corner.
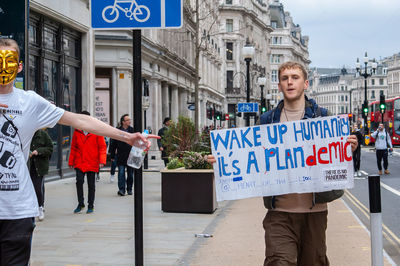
[
  {"x1": 379, "y1": 94, "x2": 386, "y2": 113},
  {"x1": 261, "y1": 98, "x2": 267, "y2": 113},
  {"x1": 224, "y1": 113, "x2": 229, "y2": 121},
  {"x1": 362, "y1": 103, "x2": 368, "y2": 118},
  {"x1": 215, "y1": 111, "x2": 221, "y2": 120},
  {"x1": 348, "y1": 113, "x2": 353, "y2": 121}
]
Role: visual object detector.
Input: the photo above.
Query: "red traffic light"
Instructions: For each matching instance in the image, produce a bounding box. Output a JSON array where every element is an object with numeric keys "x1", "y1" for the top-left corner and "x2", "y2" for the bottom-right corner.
[
  {"x1": 348, "y1": 113, "x2": 353, "y2": 118},
  {"x1": 225, "y1": 114, "x2": 229, "y2": 121}
]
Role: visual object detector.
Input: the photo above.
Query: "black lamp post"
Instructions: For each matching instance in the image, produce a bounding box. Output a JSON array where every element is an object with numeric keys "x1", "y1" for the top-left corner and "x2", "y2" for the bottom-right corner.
[
  {"x1": 242, "y1": 43, "x2": 255, "y2": 127},
  {"x1": 356, "y1": 52, "x2": 377, "y2": 140}
]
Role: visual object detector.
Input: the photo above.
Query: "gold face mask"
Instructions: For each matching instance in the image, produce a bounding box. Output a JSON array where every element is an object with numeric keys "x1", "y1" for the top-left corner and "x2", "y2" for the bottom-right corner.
[{"x1": 0, "y1": 50, "x2": 19, "y2": 85}]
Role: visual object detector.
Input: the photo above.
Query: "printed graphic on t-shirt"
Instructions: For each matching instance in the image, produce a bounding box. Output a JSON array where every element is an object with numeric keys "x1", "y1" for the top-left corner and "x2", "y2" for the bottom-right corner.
[{"x1": 0, "y1": 112, "x2": 22, "y2": 191}]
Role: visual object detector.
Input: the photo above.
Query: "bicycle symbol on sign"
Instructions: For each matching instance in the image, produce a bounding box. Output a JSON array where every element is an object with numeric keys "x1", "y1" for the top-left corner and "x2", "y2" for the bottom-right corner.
[{"x1": 102, "y1": 0, "x2": 151, "y2": 23}]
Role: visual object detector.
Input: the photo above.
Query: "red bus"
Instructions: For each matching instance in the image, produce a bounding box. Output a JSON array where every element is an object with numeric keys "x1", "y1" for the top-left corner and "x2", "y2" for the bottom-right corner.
[{"x1": 369, "y1": 96, "x2": 400, "y2": 146}]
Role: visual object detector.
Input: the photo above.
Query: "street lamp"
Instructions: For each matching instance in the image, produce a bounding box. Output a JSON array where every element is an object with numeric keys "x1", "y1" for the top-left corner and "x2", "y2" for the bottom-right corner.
[
  {"x1": 257, "y1": 76, "x2": 267, "y2": 114},
  {"x1": 356, "y1": 52, "x2": 377, "y2": 139},
  {"x1": 242, "y1": 42, "x2": 255, "y2": 127}
]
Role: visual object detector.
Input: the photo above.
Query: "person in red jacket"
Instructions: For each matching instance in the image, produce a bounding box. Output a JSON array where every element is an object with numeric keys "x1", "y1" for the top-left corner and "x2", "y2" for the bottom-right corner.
[{"x1": 68, "y1": 111, "x2": 107, "y2": 214}]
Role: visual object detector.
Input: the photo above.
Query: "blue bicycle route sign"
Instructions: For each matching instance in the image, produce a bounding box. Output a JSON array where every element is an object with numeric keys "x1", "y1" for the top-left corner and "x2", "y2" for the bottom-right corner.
[
  {"x1": 91, "y1": 0, "x2": 182, "y2": 29},
  {"x1": 237, "y1": 102, "x2": 259, "y2": 113}
]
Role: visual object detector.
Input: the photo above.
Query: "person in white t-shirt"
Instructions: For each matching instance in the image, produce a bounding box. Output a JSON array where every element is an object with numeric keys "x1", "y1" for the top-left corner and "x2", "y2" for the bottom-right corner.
[{"x1": 0, "y1": 38, "x2": 160, "y2": 265}]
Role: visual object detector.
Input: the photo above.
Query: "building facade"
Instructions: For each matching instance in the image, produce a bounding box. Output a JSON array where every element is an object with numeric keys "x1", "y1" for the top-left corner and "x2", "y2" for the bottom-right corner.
[
  {"x1": 384, "y1": 52, "x2": 400, "y2": 99},
  {"x1": 28, "y1": 0, "x2": 93, "y2": 178},
  {"x1": 219, "y1": 0, "x2": 273, "y2": 128},
  {"x1": 268, "y1": 0, "x2": 310, "y2": 108}
]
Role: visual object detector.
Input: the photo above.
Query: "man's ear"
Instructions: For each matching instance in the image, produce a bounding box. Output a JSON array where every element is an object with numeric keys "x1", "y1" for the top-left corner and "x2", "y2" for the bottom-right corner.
[
  {"x1": 17, "y1": 61, "x2": 23, "y2": 73},
  {"x1": 304, "y1": 79, "x2": 309, "y2": 90},
  {"x1": 278, "y1": 83, "x2": 282, "y2": 92}
]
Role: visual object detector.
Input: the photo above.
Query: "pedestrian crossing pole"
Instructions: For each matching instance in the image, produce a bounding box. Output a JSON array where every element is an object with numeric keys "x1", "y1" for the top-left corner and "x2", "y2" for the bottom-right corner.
[
  {"x1": 368, "y1": 174, "x2": 383, "y2": 266},
  {"x1": 133, "y1": 29, "x2": 144, "y2": 266}
]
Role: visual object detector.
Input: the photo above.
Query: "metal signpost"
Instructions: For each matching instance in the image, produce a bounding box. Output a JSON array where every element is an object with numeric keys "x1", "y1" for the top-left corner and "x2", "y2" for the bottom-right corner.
[{"x1": 91, "y1": 1, "x2": 182, "y2": 265}]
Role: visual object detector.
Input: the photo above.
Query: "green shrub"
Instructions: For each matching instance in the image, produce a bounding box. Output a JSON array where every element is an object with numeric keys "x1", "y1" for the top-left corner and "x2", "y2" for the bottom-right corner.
[{"x1": 166, "y1": 157, "x2": 185, "y2": 169}]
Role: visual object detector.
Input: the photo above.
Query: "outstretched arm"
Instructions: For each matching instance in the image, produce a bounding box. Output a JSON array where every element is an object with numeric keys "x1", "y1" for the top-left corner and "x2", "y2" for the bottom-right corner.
[{"x1": 58, "y1": 111, "x2": 160, "y2": 148}]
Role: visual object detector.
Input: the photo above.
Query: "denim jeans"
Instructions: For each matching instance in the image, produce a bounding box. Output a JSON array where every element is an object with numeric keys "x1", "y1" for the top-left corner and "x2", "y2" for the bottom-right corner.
[
  {"x1": 110, "y1": 155, "x2": 118, "y2": 175},
  {"x1": 117, "y1": 165, "x2": 133, "y2": 193},
  {"x1": 76, "y1": 169, "x2": 96, "y2": 208}
]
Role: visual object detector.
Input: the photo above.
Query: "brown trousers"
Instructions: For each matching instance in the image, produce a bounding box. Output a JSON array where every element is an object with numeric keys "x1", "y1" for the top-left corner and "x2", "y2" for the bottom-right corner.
[{"x1": 263, "y1": 210, "x2": 329, "y2": 266}]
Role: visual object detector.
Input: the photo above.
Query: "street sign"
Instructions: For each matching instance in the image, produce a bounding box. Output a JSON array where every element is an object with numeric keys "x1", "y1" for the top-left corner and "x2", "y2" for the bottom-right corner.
[
  {"x1": 188, "y1": 104, "x2": 195, "y2": 111},
  {"x1": 91, "y1": 0, "x2": 183, "y2": 29},
  {"x1": 237, "y1": 102, "x2": 259, "y2": 113}
]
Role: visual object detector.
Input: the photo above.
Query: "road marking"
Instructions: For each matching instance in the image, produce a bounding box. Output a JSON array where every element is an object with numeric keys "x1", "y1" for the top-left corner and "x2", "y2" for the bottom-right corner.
[
  {"x1": 360, "y1": 170, "x2": 369, "y2": 176},
  {"x1": 381, "y1": 182, "x2": 400, "y2": 197},
  {"x1": 345, "y1": 191, "x2": 400, "y2": 253}
]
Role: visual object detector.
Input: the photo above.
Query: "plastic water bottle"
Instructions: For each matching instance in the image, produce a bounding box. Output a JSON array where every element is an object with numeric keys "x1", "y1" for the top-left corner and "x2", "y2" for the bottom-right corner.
[{"x1": 127, "y1": 130, "x2": 148, "y2": 169}]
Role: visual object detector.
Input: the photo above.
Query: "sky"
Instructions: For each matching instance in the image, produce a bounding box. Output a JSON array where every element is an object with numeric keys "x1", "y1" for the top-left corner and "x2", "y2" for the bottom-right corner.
[{"x1": 278, "y1": 0, "x2": 400, "y2": 68}]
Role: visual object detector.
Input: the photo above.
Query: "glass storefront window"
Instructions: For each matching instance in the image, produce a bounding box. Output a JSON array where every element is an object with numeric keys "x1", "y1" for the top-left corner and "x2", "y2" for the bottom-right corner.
[
  {"x1": 29, "y1": 11, "x2": 82, "y2": 177},
  {"x1": 44, "y1": 29, "x2": 57, "y2": 50}
]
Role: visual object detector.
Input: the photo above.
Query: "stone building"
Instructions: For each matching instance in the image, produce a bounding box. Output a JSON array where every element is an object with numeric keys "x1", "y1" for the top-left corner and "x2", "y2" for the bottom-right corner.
[
  {"x1": 383, "y1": 52, "x2": 400, "y2": 99},
  {"x1": 219, "y1": 0, "x2": 273, "y2": 127},
  {"x1": 268, "y1": 0, "x2": 310, "y2": 108}
]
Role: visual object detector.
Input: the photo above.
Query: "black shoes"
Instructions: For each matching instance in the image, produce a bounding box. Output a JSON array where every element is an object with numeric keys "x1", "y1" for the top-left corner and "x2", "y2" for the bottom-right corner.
[{"x1": 117, "y1": 190, "x2": 125, "y2": 196}]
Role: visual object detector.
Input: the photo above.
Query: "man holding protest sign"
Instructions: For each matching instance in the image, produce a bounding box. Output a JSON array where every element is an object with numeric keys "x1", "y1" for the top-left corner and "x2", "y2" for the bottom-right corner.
[{"x1": 208, "y1": 61, "x2": 358, "y2": 265}]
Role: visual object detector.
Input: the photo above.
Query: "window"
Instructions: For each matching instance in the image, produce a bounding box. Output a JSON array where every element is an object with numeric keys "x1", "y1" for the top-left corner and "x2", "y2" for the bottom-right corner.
[
  {"x1": 272, "y1": 37, "x2": 282, "y2": 44},
  {"x1": 226, "y1": 19, "x2": 233, "y2": 32},
  {"x1": 379, "y1": 78, "x2": 384, "y2": 85},
  {"x1": 271, "y1": 70, "x2": 278, "y2": 83},
  {"x1": 371, "y1": 90, "x2": 375, "y2": 99},
  {"x1": 29, "y1": 11, "x2": 82, "y2": 174},
  {"x1": 226, "y1": 0, "x2": 232, "y2": 4},
  {"x1": 226, "y1": 71, "x2": 233, "y2": 89},
  {"x1": 371, "y1": 79, "x2": 375, "y2": 85},
  {"x1": 226, "y1": 42, "x2": 233, "y2": 60},
  {"x1": 270, "y1": 54, "x2": 282, "y2": 64},
  {"x1": 271, "y1": 21, "x2": 277, "y2": 29}
]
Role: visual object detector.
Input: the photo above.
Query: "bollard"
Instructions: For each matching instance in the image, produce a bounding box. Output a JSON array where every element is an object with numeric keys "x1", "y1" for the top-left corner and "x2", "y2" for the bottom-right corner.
[{"x1": 368, "y1": 175, "x2": 383, "y2": 266}]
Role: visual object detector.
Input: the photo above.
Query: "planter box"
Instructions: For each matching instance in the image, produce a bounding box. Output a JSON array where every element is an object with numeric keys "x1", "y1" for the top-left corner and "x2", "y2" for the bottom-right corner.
[{"x1": 161, "y1": 168, "x2": 217, "y2": 214}]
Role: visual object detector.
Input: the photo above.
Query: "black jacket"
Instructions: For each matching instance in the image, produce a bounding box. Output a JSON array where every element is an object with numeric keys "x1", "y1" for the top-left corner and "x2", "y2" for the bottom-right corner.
[
  {"x1": 30, "y1": 129, "x2": 53, "y2": 176},
  {"x1": 109, "y1": 126, "x2": 134, "y2": 166}
]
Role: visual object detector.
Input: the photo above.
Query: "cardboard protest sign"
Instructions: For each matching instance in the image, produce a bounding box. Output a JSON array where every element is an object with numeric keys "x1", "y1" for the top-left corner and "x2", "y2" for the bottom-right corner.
[{"x1": 210, "y1": 115, "x2": 354, "y2": 202}]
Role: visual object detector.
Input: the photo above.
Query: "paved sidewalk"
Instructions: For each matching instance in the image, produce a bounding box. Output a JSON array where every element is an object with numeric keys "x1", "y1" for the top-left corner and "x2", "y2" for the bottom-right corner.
[
  {"x1": 30, "y1": 162, "x2": 394, "y2": 265},
  {"x1": 188, "y1": 197, "x2": 394, "y2": 266}
]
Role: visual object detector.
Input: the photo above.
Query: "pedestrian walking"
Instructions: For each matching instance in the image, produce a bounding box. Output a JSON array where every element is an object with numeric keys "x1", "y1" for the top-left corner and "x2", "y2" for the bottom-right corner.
[
  {"x1": 68, "y1": 111, "x2": 107, "y2": 214},
  {"x1": 351, "y1": 124, "x2": 363, "y2": 177},
  {"x1": 0, "y1": 38, "x2": 158, "y2": 265},
  {"x1": 29, "y1": 128, "x2": 53, "y2": 221},
  {"x1": 157, "y1": 117, "x2": 171, "y2": 166},
  {"x1": 208, "y1": 61, "x2": 358, "y2": 265},
  {"x1": 371, "y1": 123, "x2": 393, "y2": 175},
  {"x1": 109, "y1": 114, "x2": 134, "y2": 196}
]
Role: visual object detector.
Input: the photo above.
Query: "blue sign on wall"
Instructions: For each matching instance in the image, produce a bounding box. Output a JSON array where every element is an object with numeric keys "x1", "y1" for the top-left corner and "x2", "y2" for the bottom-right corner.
[
  {"x1": 91, "y1": 0, "x2": 182, "y2": 29},
  {"x1": 237, "y1": 103, "x2": 259, "y2": 113}
]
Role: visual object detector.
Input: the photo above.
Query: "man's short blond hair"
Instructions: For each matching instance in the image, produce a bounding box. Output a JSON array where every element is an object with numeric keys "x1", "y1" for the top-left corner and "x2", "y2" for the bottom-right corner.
[
  {"x1": 278, "y1": 61, "x2": 308, "y2": 82},
  {"x1": 0, "y1": 38, "x2": 20, "y2": 59}
]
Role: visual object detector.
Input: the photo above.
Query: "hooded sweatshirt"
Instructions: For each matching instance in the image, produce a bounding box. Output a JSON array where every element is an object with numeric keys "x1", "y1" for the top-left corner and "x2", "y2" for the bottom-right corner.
[{"x1": 372, "y1": 129, "x2": 393, "y2": 150}]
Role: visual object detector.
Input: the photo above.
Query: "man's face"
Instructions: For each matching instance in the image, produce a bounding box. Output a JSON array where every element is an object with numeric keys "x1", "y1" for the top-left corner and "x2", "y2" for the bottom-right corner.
[
  {"x1": 122, "y1": 116, "x2": 131, "y2": 127},
  {"x1": 278, "y1": 67, "x2": 308, "y2": 103},
  {"x1": 0, "y1": 49, "x2": 20, "y2": 85},
  {"x1": 379, "y1": 124, "x2": 384, "y2": 130}
]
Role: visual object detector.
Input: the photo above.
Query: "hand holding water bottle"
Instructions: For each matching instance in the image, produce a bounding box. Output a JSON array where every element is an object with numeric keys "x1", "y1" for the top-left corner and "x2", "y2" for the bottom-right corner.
[{"x1": 127, "y1": 130, "x2": 160, "y2": 168}]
